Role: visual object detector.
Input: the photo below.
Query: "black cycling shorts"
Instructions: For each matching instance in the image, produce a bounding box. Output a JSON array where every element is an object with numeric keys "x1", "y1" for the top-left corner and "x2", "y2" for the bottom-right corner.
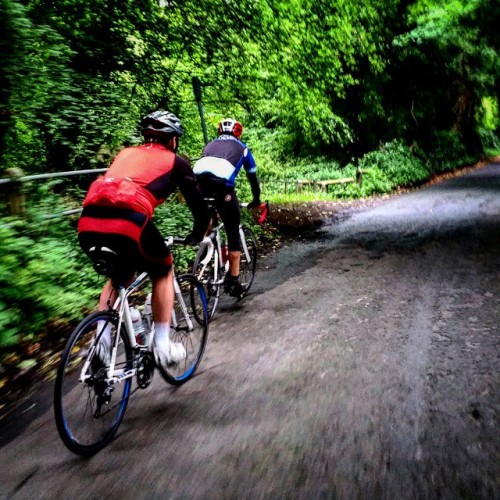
[
  {"x1": 196, "y1": 173, "x2": 241, "y2": 251},
  {"x1": 78, "y1": 205, "x2": 172, "y2": 278}
]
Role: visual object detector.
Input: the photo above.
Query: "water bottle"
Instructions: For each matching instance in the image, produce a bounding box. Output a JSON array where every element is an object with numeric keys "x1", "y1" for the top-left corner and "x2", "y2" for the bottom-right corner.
[{"x1": 130, "y1": 307, "x2": 147, "y2": 345}]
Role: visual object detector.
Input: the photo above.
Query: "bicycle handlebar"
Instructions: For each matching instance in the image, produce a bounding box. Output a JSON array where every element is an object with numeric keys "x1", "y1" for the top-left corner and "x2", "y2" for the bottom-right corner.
[{"x1": 165, "y1": 236, "x2": 189, "y2": 247}]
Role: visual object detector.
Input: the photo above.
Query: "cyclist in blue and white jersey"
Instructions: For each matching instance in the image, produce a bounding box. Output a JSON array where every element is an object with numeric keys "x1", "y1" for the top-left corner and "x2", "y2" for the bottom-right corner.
[{"x1": 193, "y1": 118, "x2": 261, "y2": 298}]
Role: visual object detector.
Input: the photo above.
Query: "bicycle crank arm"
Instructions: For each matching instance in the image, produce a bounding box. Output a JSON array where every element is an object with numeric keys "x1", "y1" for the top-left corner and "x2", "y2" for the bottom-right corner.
[{"x1": 108, "y1": 368, "x2": 136, "y2": 384}]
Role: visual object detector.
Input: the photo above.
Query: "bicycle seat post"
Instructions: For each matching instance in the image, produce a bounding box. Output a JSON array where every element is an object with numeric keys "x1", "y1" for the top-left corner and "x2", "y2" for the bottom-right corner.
[{"x1": 203, "y1": 198, "x2": 219, "y2": 230}]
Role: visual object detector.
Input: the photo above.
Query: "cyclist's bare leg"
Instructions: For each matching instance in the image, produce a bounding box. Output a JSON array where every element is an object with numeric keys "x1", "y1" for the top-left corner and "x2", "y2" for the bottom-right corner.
[
  {"x1": 225, "y1": 251, "x2": 245, "y2": 297},
  {"x1": 152, "y1": 269, "x2": 174, "y2": 324},
  {"x1": 98, "y1": 280, "x2": 117, "y2": 310},
  {"x1": 94, "y1": 280, "x2": 117, "y2": 363},
  {"x1": 152, "y1": 268, "x2": 185, "y2": 364},
  {"x1": 97, "y1": 276, "x2": 134, "y2": 310},
  {"x1": 228, "y1": 251, "x2": 241, "y2": 278}
]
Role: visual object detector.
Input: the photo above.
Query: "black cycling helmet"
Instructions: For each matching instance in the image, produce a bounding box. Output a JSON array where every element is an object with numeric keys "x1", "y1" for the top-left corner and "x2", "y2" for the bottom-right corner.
[{"x1": 141, "y1": 110, "x2": 184, "y2": 141}]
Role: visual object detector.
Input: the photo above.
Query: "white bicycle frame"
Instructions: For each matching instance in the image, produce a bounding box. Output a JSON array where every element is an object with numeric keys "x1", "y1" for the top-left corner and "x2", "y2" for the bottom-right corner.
[
  {"x1": 79, "y1": 271, "x2": 148, "y2": 385},
  {"x1": 197, "y1": 222, "x2": 252, "y2": 285},
  {"x1": 80, "y1": 238, "x2": 195, "y2": 386},
  {"x1": 238, "y1": 226, "x2": 252, "y2": 263}
]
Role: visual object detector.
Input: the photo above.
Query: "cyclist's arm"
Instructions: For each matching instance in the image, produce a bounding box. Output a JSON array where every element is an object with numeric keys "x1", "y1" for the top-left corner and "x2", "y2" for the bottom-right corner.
[
  {"x1": 243, "y1": 149, "x2": 261, "y2": 205},
  {"x1": 173, "y1": 156, "x2": 210, "y2": 241},
  {"x1": 246, "y1": 172, "x2": 261, "y2": 205}
]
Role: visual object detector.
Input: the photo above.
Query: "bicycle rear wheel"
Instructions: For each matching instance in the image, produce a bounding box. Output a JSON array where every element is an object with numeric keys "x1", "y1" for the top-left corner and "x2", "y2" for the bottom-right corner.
[
  {"x1": 156, "y1": 274, "x2": 209, "y2": 386},
  {"x1": 239, "y1": 226, "x2": 257, "y2": 296},
  {"x1": 192, "y1": 244, "x2": 222, "y2": 321},
  {"x1": 54, "y1": 310, "x2": 133, "y2": 456}
]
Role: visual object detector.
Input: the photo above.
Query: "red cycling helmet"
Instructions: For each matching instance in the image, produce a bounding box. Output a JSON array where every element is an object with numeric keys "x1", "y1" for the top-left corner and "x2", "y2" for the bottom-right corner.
[{"x1": 218, "y1": 118, "x2": 243, "y2": 139}]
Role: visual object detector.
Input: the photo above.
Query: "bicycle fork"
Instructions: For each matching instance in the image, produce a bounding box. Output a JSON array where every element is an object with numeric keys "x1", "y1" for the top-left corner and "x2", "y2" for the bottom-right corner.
[{"x1": 172, "y1": 278, "x2": 194, "y2": 331}]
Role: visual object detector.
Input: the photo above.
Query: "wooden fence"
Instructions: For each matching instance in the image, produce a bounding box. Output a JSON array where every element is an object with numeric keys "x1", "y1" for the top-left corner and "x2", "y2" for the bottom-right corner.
[{"x1": 295, "y1": 167, "x2": 365, "y2": 192}]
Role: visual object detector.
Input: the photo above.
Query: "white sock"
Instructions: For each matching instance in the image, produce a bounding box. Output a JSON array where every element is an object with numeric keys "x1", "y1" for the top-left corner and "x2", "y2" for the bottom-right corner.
[
  {"x1": 154, "y1": 322, "x2": 186, "y2": 364},
  {"x1": 97, "y1": 320, "x2": 112, "y2": 348},
  {"x1": 154, "y1": 322, "x2": 171, "y2": 348}
]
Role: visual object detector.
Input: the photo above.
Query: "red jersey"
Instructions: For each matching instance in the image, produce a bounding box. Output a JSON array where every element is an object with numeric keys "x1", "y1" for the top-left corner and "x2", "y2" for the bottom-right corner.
[
  {"x1": 80, "y1": 142, "x2": 208, "y2": 240},
  {"x1": 84, "y1": 143, "x2": 191, "y2": 218}
]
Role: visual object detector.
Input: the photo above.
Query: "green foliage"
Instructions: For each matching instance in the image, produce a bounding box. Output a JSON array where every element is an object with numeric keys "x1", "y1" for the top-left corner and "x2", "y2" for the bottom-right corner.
[
  {"x1": 425, "y1": 132, "x2": 475, "y2": 172},
  {"x1": 2, "y1": 0, "x2": 497, "y2": 174},
  {"x1": 1, "y1": 0, "x2": 498, "y2": 362},
  {"x1": 1, "y1": 0, "x2": 78, "y2": 172},
  {"x1": 478, "y1": 130, "x2": 500, "y2": 156},
  {"x1": 268, "y1": 191, "x2": 344, "y2": 204},
  {"x1": 261, "y1": 140, "x2": 434, "y2": 202},
  {"x1": 477, "y1": 97, "x2": 500, "y2": 153},
  {"x1": 478, "y1": 97, "x2": 499, "y2": 131},
  {"x1": 0, "y1": 228, "x2": 30, "y2": 347},
  {"x1": 391, "y1": 0, "x2": 499, "y2": 156},
  {"x1": 153, "y1": 200, "x2": 198, "y2": 271},
  {"x1": 0, "y1": 219, "x2": 98, "y2": 349},
  {"x1": 357, "y1": 141, "x2": 430, "y2": 188}
]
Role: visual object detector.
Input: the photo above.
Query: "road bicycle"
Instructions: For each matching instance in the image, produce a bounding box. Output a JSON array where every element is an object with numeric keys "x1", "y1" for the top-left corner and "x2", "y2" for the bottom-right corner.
[
  {"x1": 53, "y1": 237, "x2": 209, "y2": 456},
  {"x1": 192, "y1": 200, "x2": 269, "y2": 321}
]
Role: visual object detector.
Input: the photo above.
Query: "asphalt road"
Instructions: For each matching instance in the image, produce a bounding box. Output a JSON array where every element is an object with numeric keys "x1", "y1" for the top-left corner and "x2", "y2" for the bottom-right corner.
[{"x1": 1, "y1": 162, "x2": 499, "y2": 499}]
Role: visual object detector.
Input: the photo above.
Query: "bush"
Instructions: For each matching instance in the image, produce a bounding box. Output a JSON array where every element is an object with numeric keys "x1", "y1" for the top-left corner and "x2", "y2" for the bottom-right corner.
[
  {"x1": 0, "y1": 220, "x2": 98, "y2": 349},
  {"x1": 426, "y1": 131, "x2": 476, "y2": 172},
  {"x1": 357, "y1": 140, "x2": 430, "y2": 189},
  {"x1": 478, "y1": 128, "x2": 500, "y2": 155}
]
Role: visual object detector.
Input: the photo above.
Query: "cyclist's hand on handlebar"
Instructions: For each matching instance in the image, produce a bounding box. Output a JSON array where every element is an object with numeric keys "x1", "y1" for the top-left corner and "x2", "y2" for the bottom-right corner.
[
  {"x1": 243, "y1": 200, "x2": 269, "y2": 224},
  {"x1": 183, "y1": 232, "x2": 200, "y2": 245},
  {"x1": 247, "y1": 198, "x2": 262, "y2": 209}
]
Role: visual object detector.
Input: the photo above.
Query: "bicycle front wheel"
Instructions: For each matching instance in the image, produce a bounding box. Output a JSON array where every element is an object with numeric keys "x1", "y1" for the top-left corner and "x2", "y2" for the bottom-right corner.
[
  {"x1": 192, "y1": 244, "x2": 222, "y2": 321},
  {"x1": 239, "y1": 226, "x2": 257, "y2": 296},
  {"x1": 157, "y1": 274, "x2": 209, "y2": 386},
  {"x1": 54, "y1": 310, "x2": 133, "y2": 456}
]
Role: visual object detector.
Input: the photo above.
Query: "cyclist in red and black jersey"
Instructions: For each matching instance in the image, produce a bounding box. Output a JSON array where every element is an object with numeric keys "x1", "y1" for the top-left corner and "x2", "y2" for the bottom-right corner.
[{"x1": 78, "y1": 110, "x2": 209, "y2": 370}]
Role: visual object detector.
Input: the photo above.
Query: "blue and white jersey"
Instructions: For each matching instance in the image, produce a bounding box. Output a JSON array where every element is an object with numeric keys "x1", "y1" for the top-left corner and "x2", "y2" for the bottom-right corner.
[{"x1": 193, "y1": 135, "x2": 257, "y2": 187}]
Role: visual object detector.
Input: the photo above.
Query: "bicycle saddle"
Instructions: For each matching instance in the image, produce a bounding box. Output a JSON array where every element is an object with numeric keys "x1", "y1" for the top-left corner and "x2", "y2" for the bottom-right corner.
[{"x1": 87, "y1": 246, "x2": 122, "y2": 278}]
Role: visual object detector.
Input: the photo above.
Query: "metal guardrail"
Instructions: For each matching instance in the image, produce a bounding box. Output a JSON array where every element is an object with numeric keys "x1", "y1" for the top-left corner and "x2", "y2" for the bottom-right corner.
[
  {"x1": 0, "y1": 168, "x2": 106, "y2": 217},
  {"x1": 0, "y1": 167, "x2": 187, "y2": 222},
  {"x1": 0, "y1": 168, "x2": 107, "y2": 185}
]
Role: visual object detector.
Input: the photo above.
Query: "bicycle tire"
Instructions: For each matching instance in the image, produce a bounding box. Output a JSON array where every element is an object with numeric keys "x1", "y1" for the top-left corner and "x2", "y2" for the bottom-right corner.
[
  {"x1": 192, "y1": 243, "x2": 223, "y2": 322},
  {"x1": 156, "y1": 274, "x2": 209, "y2": 386},
  {"x1": 54, "y1": 310, "x2": 133, "y2": 456},
  {"x1": 239, "y1": 226, "x2": 257, "y2": 296}
]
